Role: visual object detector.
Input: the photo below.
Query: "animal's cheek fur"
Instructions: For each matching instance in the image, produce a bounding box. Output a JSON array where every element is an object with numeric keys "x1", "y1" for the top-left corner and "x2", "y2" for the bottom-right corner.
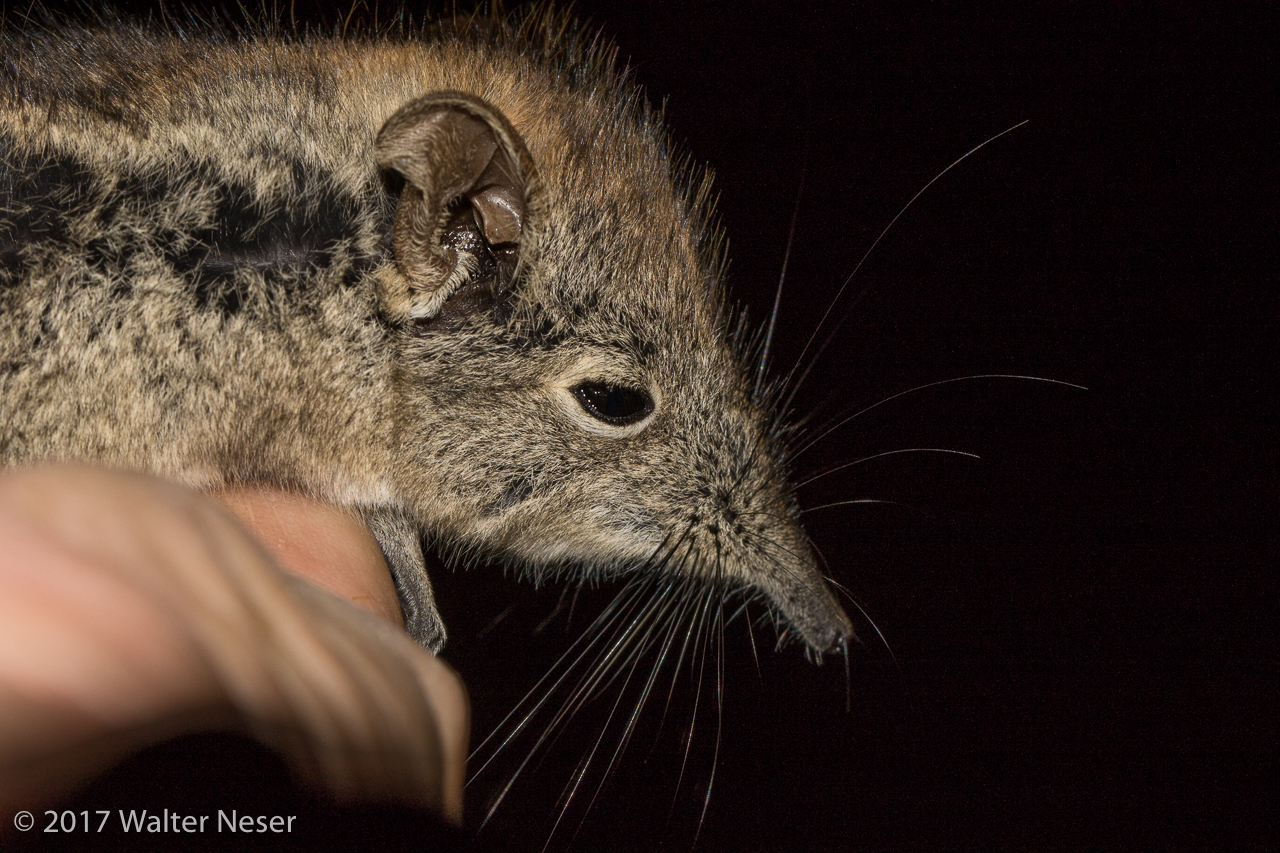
[{"x1": 388, "y1": 332, "x2": 801, "y2": 587}]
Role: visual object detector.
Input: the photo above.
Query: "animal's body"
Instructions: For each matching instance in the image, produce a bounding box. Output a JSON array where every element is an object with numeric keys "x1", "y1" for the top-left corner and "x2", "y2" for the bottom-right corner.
[{"x1": 0, "y1": 12, "x2": 850, "y2": 662}]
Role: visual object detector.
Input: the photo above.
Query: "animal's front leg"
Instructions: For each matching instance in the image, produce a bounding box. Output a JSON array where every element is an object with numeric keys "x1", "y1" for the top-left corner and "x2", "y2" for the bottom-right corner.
[{"x1": 364, "y1": 508, "x2": 447, "y2": 653}]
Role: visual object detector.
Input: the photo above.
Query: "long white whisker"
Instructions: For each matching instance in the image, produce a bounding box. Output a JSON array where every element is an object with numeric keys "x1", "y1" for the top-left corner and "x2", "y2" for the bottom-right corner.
[
  {"x1": 755, "y1": 150, "x2": 808, "y2": 402},
  {"x1": 652, "y1": 576, "x2": 713, "y2": 750},
  {"x1": 793, "y1": 374, "x2": 1087, "y2": 460},
  {"x1": 468, "y1": 571, "x2": 650, "y2": 784},
  {"x1": 470, "y1": 530, "x2": 695, "y2": 778},
  {"x1": 543, "y1": 628, "x2": 650, "y2": 852},
  {"x1": 573, "y1": 577, "x2": 706, "y2": 842},
  {"x1": 558, "y1": 577, "x2": 711, "y2": 845},
  {"x1": 562, "y1": 576, "x2": 696, "y2": 723},
  {"x1": 667, "y1": 583, "x2": 718, "y2": 821},
  {"x1": 825, "y1": 576, "x2": 897, "y2": 668},
  {"x1": 743, "y1": 600, "x2": 763, "y2": 680},
  {"x1": 800, "y1": 497, "x2": 930, "y2": 516},
  {"x1": 795, "y1": 447, "x2": 980, "y2": 488},
  {"x1": 533, "y1": 574, "x2": 700, "y2": 758},
  {"x1": 780, "y1": 121, "x2": 1031, "y2": 412},
  {"x1": 693, "y1": 576, "x2": 728, "y2": 851},
  {"x1": 477, "y1": 532, "x2": 711, "y2": 830},
  {"x1": 472, "y1": 546, "x2": 700, "y2": 827},
  {"x1": 472, "y1": 579, "x2": 657, "y2": 827}
]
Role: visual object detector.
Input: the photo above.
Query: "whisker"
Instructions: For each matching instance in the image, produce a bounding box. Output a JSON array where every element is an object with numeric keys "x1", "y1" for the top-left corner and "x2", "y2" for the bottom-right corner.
[
  {"x1": 559, "y1": 580, "x2": 713, "y2": 843},
  {"x1": 779, "y1": 121, "x2": 1031, "y2": 413},
  {"x1": 825, "y1": 576, "x2": 897, "y2": 668},
  {"x1": 474, "y1": 567, "x2": 684, "y2": 776},
  {"x1": 544, "y1": 631, "x2": 650, "y2": 851},
  {"x1": 549, "y1": 752, "x2": 592, "y2": 834},
  {"x1": 795, "y1": 447, "x2": 980, "y2": 489},
  {"x1": 476, "y1": 604, "x2": 516, "y2": 638},
  {"x1": 524, "y1": 596, "x2": 682, "y2": 805},
  {"x1": 469, "y1": 571, "x2": 650, "y2": 784},
  {"x1": 841, "y1": 636, "x2": 851, "y2": 714},
  {"x1": 743, "y1": 600, "x2": 762, "y2": 680},
  {"x1": 653, "y1": 575, "x2": 714, "y2": 751},
  {"x1": 476, "y1": 530, "x2": 707, "y2": 830},
  {"x1": 800, "y1": 497, "x2": 932, "y2": 516},
  {"x1": 755, "y1": 147, "x2": 808, "y2": 402},
  {"x1": 470, "y1": 531, "x2": 695, "y2": 774},
  {"x1": 534, "y1": 584, "x2": 574, "y2": 635},
  {"x1": 793, "y1": 374, "x2": 1087, "y2": 461},
  {"x1": 561, "y1": 576, "x2": 696, "y2": 726},
  {"x1": 472, "y1": 581, "x2": 656, "y2": 826},
  {"x1": 645, "y1": 573, "x2": 706, "y2": 758},
  {"x1": 534, "y1": 580, "x2": 694, "y2": 757},
  {"x1": 573, "y1": 579, "x2": 709, "y2": 842},
  {"x1": 668, "y1": 583, "x2": 718, "y2": 821},
  {"x1": 693, "y1": 581, "x2": 727, "y2": 851}
]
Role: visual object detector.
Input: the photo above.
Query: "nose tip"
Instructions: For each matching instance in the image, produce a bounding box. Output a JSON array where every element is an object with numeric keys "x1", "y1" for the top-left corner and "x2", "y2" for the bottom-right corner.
[
  {"x1": 811, "y1": 612, "x2": 853, "y2": 655},
  {"x1": 819, "y1": 604, "x2": 855, "y2": 655},
  {"x1": 822, "y1": 628, "x2": 850, "y2": 656},
  {"x1": 814, "y1": 601, "x2": 855, "y2": 653}
]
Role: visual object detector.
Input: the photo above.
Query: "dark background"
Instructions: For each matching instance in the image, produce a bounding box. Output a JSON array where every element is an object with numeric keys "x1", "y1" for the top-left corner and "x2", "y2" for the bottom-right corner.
[
  {"x1": 441, "y1": 4, "x2": 1274, "y2": 851},
  {"x1": 20, "y1": 1, "x2": 1275, "y2": 851}
]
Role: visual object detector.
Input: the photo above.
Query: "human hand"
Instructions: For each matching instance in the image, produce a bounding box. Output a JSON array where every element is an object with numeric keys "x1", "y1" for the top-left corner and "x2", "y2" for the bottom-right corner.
[{"x1": 0, "y1": 466, "x2": 466, "y2": 823}]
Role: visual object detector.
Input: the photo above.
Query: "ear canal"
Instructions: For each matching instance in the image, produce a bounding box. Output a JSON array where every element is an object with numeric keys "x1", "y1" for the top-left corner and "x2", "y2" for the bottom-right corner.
[{"x1": 375, "y1": 93, "x2": 540, "y2": 321}]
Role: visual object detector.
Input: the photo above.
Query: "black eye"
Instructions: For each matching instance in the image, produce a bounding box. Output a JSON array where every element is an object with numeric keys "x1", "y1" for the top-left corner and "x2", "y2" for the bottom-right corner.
[{"x1": 572, "y1": 382, "x2": 654, "y2": 425}]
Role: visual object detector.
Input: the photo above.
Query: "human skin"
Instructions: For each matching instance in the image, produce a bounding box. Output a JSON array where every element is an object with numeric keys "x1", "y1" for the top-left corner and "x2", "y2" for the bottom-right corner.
[{"x1": 0, "y1": 466, "x2": 467, "y2": 824}]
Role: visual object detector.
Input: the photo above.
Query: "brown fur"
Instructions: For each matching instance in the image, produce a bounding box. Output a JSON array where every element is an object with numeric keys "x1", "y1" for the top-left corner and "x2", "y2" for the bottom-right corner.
[{"x1": 0, "y1": 10, "x2": 851, "y2": 653}]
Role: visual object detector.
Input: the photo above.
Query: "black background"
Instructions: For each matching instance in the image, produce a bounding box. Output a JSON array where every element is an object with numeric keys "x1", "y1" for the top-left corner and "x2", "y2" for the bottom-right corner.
[
  {"x1": 442, "y1": 4, "x2": 1274, "y2": 851},
  {"x1": 17, "y1": 1, "x2": 1275, "y2": 851}
]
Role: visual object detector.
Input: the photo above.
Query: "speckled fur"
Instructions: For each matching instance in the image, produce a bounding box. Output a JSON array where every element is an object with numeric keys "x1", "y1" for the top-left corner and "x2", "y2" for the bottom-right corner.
[{"x1": 0, "y1": 10, "x2": 851, "y2": 652}]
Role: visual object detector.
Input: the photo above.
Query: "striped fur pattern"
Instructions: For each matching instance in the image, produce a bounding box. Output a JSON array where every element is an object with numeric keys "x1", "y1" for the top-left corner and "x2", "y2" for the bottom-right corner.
[{"x1": 0, "y1": 10, "x2": 851, "y2": 654}]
